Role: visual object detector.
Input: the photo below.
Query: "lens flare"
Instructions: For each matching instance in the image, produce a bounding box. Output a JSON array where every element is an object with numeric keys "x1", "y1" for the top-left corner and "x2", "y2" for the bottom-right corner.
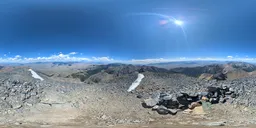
[
  {"x1": 159, "y1": 20, "x2": 168, "y2": 25},
  {"x1": 174, "y1": 20, "x2": 183, "y2": 26},
  {"x1": 128, "y1": 12, "x2": 187, "y2": 39},
  {"x1": 127, "y1": 12, "x2": 189, "y2": 52}
]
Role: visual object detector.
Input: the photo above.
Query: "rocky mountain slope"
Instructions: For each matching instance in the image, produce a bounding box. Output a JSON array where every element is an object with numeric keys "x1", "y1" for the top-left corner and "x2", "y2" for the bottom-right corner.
[
  {"x1": 170, "y1": 62, "x2": 256, "y2": 80},
  {"x1": 1, "y1": 62, "x2": 256, "y2": 127},
  {"x1": 66, "y1": 63, "x2": 256, "y2": 107}
]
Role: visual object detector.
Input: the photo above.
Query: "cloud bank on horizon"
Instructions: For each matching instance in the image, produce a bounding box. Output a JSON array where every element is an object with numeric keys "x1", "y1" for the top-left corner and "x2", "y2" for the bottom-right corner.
[
  {"x1": 0, "y1": 52, "x2": 114, "y2": 63},
  {"x1": 0, "y1": 53, "x2": 255, "y2": 64}
]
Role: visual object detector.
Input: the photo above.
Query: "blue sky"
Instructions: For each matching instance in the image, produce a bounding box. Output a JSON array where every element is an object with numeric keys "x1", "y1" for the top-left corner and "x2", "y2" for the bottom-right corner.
[{"x1": 0, "y1": 0, "x2": 256, "y2": 63}]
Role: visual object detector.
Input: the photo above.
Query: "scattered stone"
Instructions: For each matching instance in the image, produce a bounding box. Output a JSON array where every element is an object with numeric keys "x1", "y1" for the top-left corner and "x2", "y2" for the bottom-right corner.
[
  {"x1": 14, "y1": 122, "x2": 22, "y2": 125},
  {"x1": 101, "y1": 114, "x2": 108, "y2": 120},
  {"x1": 136, "y1": 95, "x2": 142, "y2": 99},
  {"x1": 202, "y1": 121, "x2": 226, "y2": 126},
  {"x1": 13, "y1": 104, "x2": 22, "y2": 109},
  {"x1": 231, "y1": 93, "x2": 237, "y2": 98},
  {"x1": 132, "y1": 120, "x2": 141, "y2": 123}
]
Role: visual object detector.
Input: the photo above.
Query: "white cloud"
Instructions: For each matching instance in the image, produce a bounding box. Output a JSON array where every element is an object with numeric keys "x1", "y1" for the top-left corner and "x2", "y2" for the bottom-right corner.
[
  {"x1": 131, "y1": 58, "x2": 180, "y2": 64},
  {"x1": 227, "y1": 56, "x2": 233, "y2": 59},
  {"x1": 1, "y1": 54, "x2": 256, "y2": 64},
  {"x1": 92, "y1": 57, "x2": 114, "y2": 61},
  {"x1": 15, "y1": 55, "x2": 22, "y2": 58},
  {"x1": 3, "y1": 54, "x2": 6, "y2": 57},
  {"x1": 0, "y1": 53, "x2": 115, "y2": 63},
  {"x1": 69, "y1": 52, "x2": 78, "y2": 55},
  {"x1": 131, "y1": 57, "x2": 256, "y2": 64}
]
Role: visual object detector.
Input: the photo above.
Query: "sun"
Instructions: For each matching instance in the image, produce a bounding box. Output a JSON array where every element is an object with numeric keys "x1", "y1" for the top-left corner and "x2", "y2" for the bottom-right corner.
[{"x1": 174, "y1": 20, "x2": 183, "y2": 26}]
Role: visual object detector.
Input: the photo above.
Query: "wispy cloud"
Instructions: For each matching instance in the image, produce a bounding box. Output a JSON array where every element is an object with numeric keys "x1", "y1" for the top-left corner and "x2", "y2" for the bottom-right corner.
[
  {"x1": 15, "y1": 55, "x2": 22, "y2": 58},
  {"x1": 131, "y1": 57, "x2": 256, "y2": 64},
  {"x1": 0, "y1": 52, "x2": 115, "y2": 63},
  {"x1": 0, "y1": 53, "x2": 256, "y2": 64},
  {"x1": 69, "y1": 52, "x2": 78, "y2": 55},
  {"x1": 92, "y1": 57, "x2": 114, "y2": 61},
  {"x1": 227, "y1": 56, "x2": 233, "y2": 59}
]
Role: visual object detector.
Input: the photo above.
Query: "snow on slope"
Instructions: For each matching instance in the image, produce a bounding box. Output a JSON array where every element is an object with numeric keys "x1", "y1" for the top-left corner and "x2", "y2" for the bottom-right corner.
[
  {"x1": 28, "y1": 69, "x2": 44, "y2": 81},
  {"x1": 127, "y1": 73, "x2": 144, "y2": 92}
]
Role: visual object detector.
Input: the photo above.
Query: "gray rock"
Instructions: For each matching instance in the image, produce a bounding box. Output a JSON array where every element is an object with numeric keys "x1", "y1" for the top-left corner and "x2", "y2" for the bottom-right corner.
[
  {"x1": 152, "y1": 105, "x2": 159, "y2": 110},
  {"x1": 202, "y1": 121, "x2": 226, "y2": 126},
  {"x1": 225, "y1": 91, "x2": 232, "y2": 95},
  {"x1": 231, "y1": 93, "x2": 237, "y2": 98},
  {"x1": 132, "y1": 120, "x2": 141, "y2": 123},
  {"x1": 143, "y1": 98, "x2": 159, "y2": 108},
  {"x1": 13, "y1": 104, "x2": 22, "y2": 109},
  {"x1": 0, "y1": 97, "x2": 6, "y2": 100},
  {"x1": 162, "y1": 95, "x2": 172, "y2": 101},
  {"x1": 14, "y1": 122, "x2": 22, "y2": 125},
  {"x1": 156, "y1": 106, "x2": 169, "y2": 115},
  {"x1": 101, "y1": 114, "x2": 107, "y2": 120},
  {"x1": 136, "y1": 95, "x2": 142, "y2": 99},
  {"x1": 219, "y1": 97, "x2": 227, "y2": 103},
  {"x1": 0, "y1": 100, "x2": 11, "y2": 109},
  {"x1": 168, "y1": 109, "x2": 178, "y2": 115},
  {"x1": 151, "y1": 92, "x2": 160, "y2": 100}
]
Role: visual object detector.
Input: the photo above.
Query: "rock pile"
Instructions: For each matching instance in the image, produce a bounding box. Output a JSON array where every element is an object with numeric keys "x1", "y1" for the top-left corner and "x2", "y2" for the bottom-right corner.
[
  {"x1": 0, "y1": 79, "x2": 44, "y2": 112},
  {"x1": 142, "y1": 85, "x2": 238, "y2": 115}
]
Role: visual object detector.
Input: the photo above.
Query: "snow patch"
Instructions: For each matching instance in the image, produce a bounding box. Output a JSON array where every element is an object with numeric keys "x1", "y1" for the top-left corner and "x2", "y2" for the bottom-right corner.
[
  {"x1": 127, "y1": 73, "x2": 144, "y2": 92},
  {"x1": 28, "y1": 69, "x2": 44, "y2": 81}
]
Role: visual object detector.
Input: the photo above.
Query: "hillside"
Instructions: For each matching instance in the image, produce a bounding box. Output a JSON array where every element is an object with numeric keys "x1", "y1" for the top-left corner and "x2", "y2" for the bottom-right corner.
[{"x1": 0, "y1": 62, "x2": 256, "y2": 127}]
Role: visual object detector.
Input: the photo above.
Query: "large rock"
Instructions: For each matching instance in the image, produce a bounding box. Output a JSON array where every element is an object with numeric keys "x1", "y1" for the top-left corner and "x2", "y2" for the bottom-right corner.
[
  {"x1": 155, "y1": 106, "x2": 169, "y2": 115},
  {"x1": 168, "y1": 109, "x2": 178, "y2": 115},
  {"x1": 142, "y1": 98, "x2": 159, "y2": 108}
]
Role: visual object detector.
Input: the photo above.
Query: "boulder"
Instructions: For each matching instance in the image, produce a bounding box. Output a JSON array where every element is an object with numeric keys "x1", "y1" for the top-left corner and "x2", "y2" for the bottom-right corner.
[
  {"x1": 189, "y1": 102, "x2": 201, "y2": 109},
  {"x1": 162, "y1": 95, "x2": 172, "y2": 101},
  {"x1": 168, "y1": 109, "x2": 178, "y2": 115},
  {"x1": 152, "y1": 105, "x2": 160, "y2": 110},
  {"x1": 156, "y1": 106, "x2": 169, "y2": 115},
  {"x1": 176, "y1": 94, "x2": 191, "y2": 108},
  {"x1": 166, "y1": 99, "x2": 179, "y2": 109},
  {"x1": 142, "y1": 98, "x2": 159, "y2": 108}
]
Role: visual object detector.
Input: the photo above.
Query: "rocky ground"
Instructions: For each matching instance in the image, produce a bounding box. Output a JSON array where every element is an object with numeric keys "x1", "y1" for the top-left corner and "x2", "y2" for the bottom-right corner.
[{"x1": 0, "y1": 62, "x2": 256, "y2": 127}]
